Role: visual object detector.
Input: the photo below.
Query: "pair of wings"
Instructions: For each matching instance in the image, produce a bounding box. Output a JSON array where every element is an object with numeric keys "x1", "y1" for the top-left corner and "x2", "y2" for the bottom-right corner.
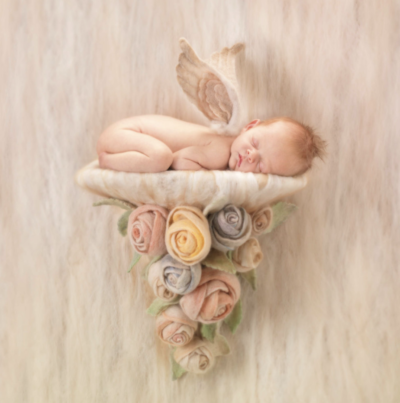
[{"x1": 176, "y1": 38, "x2": 244, "y2": 136}]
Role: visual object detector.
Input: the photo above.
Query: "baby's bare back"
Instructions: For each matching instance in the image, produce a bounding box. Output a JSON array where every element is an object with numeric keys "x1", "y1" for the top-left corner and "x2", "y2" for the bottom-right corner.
[{"x1": 97, "y1": 115, "x2": 233, "y2": 172}]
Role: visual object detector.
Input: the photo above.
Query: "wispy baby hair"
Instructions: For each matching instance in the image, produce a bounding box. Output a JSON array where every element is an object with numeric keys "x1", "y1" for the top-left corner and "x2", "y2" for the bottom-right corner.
[{"x1": 260, "y1": 117, "x2": 327, "y2": 172}]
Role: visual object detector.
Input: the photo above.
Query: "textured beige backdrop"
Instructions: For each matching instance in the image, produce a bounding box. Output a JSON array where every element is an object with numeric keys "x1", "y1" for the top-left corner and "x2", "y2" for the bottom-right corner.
[{"x1": 1, "y1": 1, "x2": 400, "y2": 402}]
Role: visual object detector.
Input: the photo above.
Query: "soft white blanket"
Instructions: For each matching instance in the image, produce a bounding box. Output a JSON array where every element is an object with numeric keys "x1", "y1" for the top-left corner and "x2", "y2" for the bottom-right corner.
[
  {"x1": 2, "y1": 1, "x2": 400, "y2": 402},
  {"x1": 76, "y1": 160, "x2": 307, "y2": 213}
]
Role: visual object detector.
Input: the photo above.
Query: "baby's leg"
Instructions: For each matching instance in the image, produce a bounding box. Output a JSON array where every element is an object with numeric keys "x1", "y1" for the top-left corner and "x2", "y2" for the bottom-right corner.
[{"x1": 97, "y1": 129, "x2": 173, "y2": 173}]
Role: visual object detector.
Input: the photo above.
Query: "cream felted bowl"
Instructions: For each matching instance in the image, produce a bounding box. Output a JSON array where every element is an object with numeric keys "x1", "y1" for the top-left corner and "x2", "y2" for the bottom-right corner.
[{"x1": 75, "y1": 160, "x2": 308, "y2": 215}]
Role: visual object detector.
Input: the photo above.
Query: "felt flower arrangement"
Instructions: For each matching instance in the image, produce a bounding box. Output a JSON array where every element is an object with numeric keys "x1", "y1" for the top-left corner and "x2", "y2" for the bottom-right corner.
[{"x1": 94, "y1": 198, "x2": 296, "y2": 379}]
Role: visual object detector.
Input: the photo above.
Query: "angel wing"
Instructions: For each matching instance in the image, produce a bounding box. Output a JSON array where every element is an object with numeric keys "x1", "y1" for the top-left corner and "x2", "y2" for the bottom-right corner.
[{"x1": 176, "y1": 38, "x2": 244, "y2": 135}]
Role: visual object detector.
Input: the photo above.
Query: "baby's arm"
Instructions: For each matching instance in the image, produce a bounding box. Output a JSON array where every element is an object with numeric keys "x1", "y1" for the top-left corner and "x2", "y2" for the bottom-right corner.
[
  {"x1": 172, "y1": 146, "x2": 207, "y2": 170},
  {"x1": 172, "y1": 141, "x2": 230, "y2": 171}
]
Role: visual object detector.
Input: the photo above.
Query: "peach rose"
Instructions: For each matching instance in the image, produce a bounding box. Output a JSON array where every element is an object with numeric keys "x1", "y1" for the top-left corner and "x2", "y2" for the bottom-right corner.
[
  {"x1": 156, "y1": 305, "x2": 197, "y2": 347},
  {"x1": 232, "y1": 237, "x2": 264, "y2": 272},
  {"x1": 251, "y1": 206, "x2": 273, "y2": 236},
  {"x1": 180, "y1": 267, "x2": 240, "y2": 324},
  {"x1": 208, "y1": 204, "x2": 252, "y2": 252},
  {"x1": 127, "y1": 205, "x2": 169, "y2": 256},
  {"x1": 174, "y1": 338, "x2": 216, "y2": 374},
  {"x1": 166, "y1": 206, "x2": 211, "y2": 265}
]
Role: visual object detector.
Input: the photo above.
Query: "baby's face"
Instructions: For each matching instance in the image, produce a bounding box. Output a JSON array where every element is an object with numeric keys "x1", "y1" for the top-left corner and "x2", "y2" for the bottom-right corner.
[{"x1": 228, "y1": 120, "x2": 304, "y2": 176}]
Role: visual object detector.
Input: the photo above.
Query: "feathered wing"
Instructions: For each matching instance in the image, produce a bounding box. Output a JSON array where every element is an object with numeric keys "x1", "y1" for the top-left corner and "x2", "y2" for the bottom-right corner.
[{"x1": 176, "y1": 38, "x2": 244, "y2": 135}]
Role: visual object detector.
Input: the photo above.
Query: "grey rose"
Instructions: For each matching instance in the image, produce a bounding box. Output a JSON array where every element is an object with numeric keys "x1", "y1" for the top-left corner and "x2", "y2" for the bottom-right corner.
[
  {"x1": 149, "y1": 254, "x2": 202, "y2": 296},
  {"x1": 208, "y1": 204, "x2": 252, "y2": 252}
]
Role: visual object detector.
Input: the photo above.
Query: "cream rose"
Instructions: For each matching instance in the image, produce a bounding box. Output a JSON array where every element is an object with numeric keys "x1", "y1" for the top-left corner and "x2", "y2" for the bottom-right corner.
[
  {"x1": 148, "y1": 254, "x2": 202, "y2": 296},
  {"x1": 148, "y1": 261, "x2": 178, "y2": 302},
  {"x1": 165, "y1": 206, "x2": 211, "y2": 265},
  {"x1": 208, "y1": 204, "x2": 252, "y2": 252},
  {"x1": 232, "y1": 237, "x2": 264, "y2": 272},
  {"x1": 251, "y1": 206, "x2": 273, "y2": 236},
  {"x1": 127, "y1": 205, "x2": 169, "y2": 255},
  {"x1": 156, "y1": 305, "x2": 197, "y2": 347},
  {"x1": 174, "y1": 338, "x2": 216, "y2": 374},
  {"x1": 180, "y1": 267, "x2": 241, "y2": 324}
]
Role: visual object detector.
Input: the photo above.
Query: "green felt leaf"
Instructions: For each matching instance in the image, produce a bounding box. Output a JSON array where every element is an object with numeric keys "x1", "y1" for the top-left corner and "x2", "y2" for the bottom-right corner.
[
  {"x1": 224, "y1": 299, "x2": 242, "y2": 334},
  {"x1": 141, "y1": 255, "x2": 163, "y2": 280},
  {"x1": 93, "y1": 198, "x2": 136, "y2": 210},
  {"x1": 227, "y1": 250, "x2": 233, "y2": 260},
  {"x1": 201, "y1": 323, "x2": 217, "y2": 342},
  {"x1": 266, "y1": 202, "x2": 297, "y2": 234},
  {"x1": 170, "y1": 349, "x2": 187, "y2": 380},
  {"x1": 127, "y1": 252, "x2": 141, "y2": 273},
  {"x1": 146, "y1": 297, "x2": 180, "y2": 317},
  {"x1": 214, "y1": 333, "x2": 230, "y2": 356},
  {"x1": 239, "y1": 270, "x2": 257, "y2": 291},
  {"x1": 202, "y1": 249, "x2": 236, "y2": 274},
  {"x1": 117, "y1": 210, "x2": 132, "y2": 236}
]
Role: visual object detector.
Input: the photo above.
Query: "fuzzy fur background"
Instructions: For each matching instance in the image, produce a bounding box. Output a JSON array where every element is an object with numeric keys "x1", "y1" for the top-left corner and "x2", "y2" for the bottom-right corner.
[{"x1": 1, "y1": 1, "x2": 400, "y2": 402}]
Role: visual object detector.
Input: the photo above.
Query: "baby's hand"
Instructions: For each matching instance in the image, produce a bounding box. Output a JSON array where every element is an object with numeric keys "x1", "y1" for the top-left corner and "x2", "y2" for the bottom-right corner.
[
  {"x1": 172, "y1": 149, "x2": 204, "y2": 170},
  {"x1": 172, "y1": 141, "x2": 230, "y2": 171}
]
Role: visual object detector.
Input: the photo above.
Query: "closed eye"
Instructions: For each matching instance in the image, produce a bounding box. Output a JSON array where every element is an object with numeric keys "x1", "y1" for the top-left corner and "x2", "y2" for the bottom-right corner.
[{"x1": 252, "y1": 137, "x2": 259, "y2": 149}]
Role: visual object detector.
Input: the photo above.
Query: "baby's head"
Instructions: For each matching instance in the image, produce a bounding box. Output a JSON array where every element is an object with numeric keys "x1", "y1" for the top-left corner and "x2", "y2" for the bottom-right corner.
[{"x1": 228, "y1": 117, "x2": 326, "y2": 176}]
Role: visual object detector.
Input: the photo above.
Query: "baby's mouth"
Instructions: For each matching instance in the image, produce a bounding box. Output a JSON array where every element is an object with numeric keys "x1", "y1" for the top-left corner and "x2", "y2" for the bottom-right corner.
[{"x1": 238, "y1": 154, "x2": 242, "y2": 168}]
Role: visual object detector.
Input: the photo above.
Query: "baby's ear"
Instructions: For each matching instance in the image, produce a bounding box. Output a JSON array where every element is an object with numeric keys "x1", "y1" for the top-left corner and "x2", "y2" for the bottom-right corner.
[{"x1": 243, "y1": 119, "x2": 260, "y2": 131}]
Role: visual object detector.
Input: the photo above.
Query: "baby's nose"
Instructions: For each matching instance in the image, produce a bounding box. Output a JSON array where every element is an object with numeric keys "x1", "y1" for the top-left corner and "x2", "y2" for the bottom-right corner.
[{"x1": 246, "y1": 149, "x2": 257, "y2": 163}]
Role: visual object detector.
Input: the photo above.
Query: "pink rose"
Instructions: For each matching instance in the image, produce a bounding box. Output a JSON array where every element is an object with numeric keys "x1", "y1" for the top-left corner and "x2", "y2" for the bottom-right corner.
[
  {"x1": 127, "y1": 205, "x2": 169, "y2": 255},
  {"x1": 156, "y1": 305, "x2": 197, "y2": 347},
  {"x1": 180, "y1": 267, "x2": 241, "y2": 324}
]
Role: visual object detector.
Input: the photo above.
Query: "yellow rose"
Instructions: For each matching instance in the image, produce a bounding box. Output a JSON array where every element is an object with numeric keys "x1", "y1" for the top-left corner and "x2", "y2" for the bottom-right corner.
[{"x1": 165, "y1": 206, "x2": 211, "y2": 265}]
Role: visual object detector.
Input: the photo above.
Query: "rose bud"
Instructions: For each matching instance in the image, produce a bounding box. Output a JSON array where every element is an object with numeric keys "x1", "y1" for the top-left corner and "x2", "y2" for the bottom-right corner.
[
  {"x1": 232, "y1": 237, "x2": 263, "y2": 272},
  {"x1": 174, "y1": 338, "x2": 216, "y2": 374},
  {"x1": 251, "y1": 206, "x2": 273, "y2": 236}
]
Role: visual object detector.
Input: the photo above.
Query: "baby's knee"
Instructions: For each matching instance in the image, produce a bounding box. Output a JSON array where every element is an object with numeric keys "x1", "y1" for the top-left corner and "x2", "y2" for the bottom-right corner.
[
  {"x1": 98, "y1": 152, "x2": 109, "y2": 169},
  {"x1": 152, "y1": 147, "x2": 173, "y2": 171},
  {"x1": 96, "y1": 133, "x2": 109, "y2": 155}
]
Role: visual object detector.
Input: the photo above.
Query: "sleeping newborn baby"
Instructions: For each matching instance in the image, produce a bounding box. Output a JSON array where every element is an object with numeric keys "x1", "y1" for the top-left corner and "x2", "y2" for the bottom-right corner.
[{"x1": 97, "y1": 115, "x2": 326, "y2": 176}]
